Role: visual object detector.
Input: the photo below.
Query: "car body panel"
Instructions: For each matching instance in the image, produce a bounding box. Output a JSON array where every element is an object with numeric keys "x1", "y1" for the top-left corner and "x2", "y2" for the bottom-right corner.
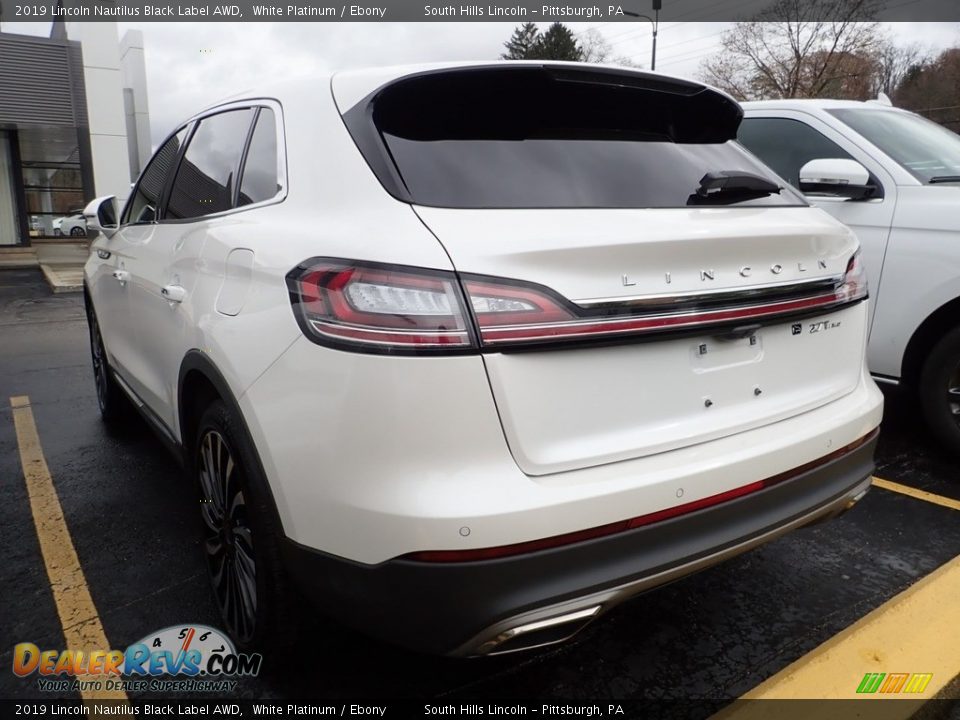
[{"x1": 741, "y1": 100, "x2": 960, "y2": 381}]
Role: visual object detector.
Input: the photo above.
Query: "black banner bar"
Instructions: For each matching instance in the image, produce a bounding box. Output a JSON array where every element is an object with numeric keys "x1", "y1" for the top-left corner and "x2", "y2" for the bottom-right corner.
[
  {"x1": 0, "y1": 698, "x2": 955, "y2": 720},
  {"x1": 0, "y1": 0, "x2": 958, "y2": 22}
]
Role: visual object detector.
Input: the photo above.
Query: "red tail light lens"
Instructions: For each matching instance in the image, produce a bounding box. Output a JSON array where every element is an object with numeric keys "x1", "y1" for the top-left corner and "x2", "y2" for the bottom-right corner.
[
  {"x1": 288, "y1": 253, "x2": 867, "y2": 354},
  {"x1": 837, "y1": 250, "x2": 868, "y2": 304},
  {"x1": 287, "y1": 260, "x2": 473, "y2": 353},
  {"x1": 461, "y1": 250, "x2": 868, "y2": 348}
]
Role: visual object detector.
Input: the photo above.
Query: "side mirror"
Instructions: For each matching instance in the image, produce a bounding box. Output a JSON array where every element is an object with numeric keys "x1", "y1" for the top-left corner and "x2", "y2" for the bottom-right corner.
[
  {"x1": 799, "y1": 158, "x2": 878, "y2": 200},
  {"x1": 83, "y1": 196, "x2": 119, "y2": 238}
]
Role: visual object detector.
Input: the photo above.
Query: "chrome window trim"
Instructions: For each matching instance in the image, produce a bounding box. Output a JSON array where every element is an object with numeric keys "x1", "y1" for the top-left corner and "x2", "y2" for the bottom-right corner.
[{"x1": 158, "y1": 97, "x2": 288, "y2": 225}]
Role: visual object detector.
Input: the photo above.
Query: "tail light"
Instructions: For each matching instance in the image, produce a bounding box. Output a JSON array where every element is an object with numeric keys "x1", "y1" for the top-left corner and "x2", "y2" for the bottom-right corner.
[
  {"x1": 286, "y1": 260, "x2": 473, "y2": 353},
  {"x1": 287, "y1": 253, "x2": 867, "y2": 354},
  {"x1": 836, "y1": 250, "x2": 868, "y2": 304}
]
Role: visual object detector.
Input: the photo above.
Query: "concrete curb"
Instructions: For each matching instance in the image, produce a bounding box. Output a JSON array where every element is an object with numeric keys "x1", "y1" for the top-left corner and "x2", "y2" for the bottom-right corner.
[
  {"x1": 0, "y1": 251, "x2": 40, "y2": 270},
  {"x1": 40, "y1": 264, "x2": 84, "y2": 294}
]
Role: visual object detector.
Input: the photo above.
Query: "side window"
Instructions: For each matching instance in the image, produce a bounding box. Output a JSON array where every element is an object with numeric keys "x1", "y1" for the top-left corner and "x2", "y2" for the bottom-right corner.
[
  {"x1": 123, "y1": 127, "x2": 188, "y2": 225},
  {"x1": 238, "y1": 108, "x2": 280, "y2": 207},
  {"x1": 165, "y1": 108, "x2": 255, "y2": 220},
  {"x1": 738, "y1": 118, "x2": 854, "y2": 189}
]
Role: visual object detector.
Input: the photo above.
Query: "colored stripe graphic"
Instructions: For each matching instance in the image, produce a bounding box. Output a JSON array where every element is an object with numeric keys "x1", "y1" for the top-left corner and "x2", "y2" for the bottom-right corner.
[
  {"x1": 856, "y1": 673, "x2": 885, "y2": 693},
  {"x1": 856, "y1": 672, "x2": 934, "y2": 694},
  {"x1": 903, "y1": 673, "x2": 934, "y2": 694},
  {"x1": 880, "y1": 673, "x2": 908, "y2": 693}
]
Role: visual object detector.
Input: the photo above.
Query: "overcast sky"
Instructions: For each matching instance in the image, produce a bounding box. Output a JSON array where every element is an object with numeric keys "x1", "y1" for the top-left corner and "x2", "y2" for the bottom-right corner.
[{"x1": 5, "y1": 20, "x2": 960, "y2": 146}]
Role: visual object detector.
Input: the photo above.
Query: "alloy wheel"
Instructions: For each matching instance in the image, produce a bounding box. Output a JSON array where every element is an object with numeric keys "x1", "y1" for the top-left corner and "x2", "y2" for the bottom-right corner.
[
  {"x1": 198, "y1": 430, "x2": 257, "y2": 643},
  {"x1": 949, "y1": 361, "x2": 960, "y2": 426},
  {"x1": 89, "y1": 315, "x2": 109, "y2": 412}
]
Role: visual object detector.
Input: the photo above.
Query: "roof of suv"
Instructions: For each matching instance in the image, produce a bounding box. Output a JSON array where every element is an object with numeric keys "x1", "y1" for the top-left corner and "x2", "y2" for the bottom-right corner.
[{"x1": 741, "y1": 98, "x2": 909, "y2": 112}]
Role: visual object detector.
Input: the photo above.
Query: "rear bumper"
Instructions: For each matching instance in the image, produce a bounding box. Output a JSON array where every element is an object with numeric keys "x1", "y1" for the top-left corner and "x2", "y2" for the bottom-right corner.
[{"x1": 281, "y1": 431, "x2": 877, "y2": 656}]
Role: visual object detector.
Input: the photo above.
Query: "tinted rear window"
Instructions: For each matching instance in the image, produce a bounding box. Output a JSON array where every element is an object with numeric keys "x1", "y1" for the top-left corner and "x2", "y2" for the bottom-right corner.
[
  {"x1": 343, "y1": 67, "x2": 804, "y2": 209},
  {"x1": 383, "y1": 136, "x2": 792, "y2": 208}
]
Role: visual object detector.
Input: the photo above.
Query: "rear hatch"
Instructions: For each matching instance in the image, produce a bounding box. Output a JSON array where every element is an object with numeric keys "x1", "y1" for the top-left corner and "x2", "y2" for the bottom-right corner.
[{"x1": 334, "y1": 64, "x2": 867, "y2": 475}]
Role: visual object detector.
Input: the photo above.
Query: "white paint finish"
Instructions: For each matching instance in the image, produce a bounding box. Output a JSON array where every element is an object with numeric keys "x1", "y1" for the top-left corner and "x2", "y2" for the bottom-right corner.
[
  {"x1": 740, "y1": 106, "x2": 899, "y2": 338},
  {"x1": 215, "y1": 248, "x2": 255, "y2": 316},
  {"x1": 743, "y1": 100, "x2": 960, "y2": 379},
  {"x1": 485, "y1": 303, "x2": 867, "y2": 475},
  {"x1": 870, "y1": 186, "x2": 960, "y2": 377},
  {"x1": 244, "y1": 348, "x2": 881, "y2": 563},
  {"x1": 413, "y1": 205, "x2": 856, "y2": 302}
]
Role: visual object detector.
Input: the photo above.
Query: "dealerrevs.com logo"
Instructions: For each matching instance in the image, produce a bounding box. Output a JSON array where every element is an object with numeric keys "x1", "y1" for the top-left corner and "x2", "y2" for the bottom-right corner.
[{"x1": 12, "y1": 624, "x2": 262, "y2": 693}]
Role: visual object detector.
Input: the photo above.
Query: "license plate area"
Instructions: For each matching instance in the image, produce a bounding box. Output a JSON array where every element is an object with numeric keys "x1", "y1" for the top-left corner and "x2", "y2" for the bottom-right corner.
[{"x1": 691, "y1": 332, "x2": 763, "y2": 373}]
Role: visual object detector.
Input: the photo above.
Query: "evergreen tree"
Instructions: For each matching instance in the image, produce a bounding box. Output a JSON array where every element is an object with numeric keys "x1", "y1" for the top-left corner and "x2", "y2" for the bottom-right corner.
[
  {"x1": 501, "y1": 22, "x2": 540, "y2": 60},
  {"x1": 528, "y1": 23, "x2": 583, "y2": 62}
]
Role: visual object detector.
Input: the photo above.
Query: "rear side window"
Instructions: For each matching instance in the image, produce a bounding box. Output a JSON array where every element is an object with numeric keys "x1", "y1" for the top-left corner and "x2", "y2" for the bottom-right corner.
[
  {"x1": 238, "y1": 108, "x2": 279, "y2": 207},
  {"x1": 166, "y1": 108, "x2": 255, "y2": 220},
  {"x1": 124, "y1": 127, "x2": 188, "y2": 224},
  {"x1": 342, "y1": 67, "x2": 803, "y2": 209},
  {"x1": 738, "y1": 117, "x2": 854, "y2": 188}
]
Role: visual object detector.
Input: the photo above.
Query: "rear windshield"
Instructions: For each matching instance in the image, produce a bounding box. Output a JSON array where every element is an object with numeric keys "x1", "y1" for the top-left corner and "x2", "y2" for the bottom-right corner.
[{"x1": 343, "y1": 67, "x2": 805, "y2": 210}]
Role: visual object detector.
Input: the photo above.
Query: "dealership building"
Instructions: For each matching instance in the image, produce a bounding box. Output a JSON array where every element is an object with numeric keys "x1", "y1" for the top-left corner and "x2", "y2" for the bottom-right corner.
[{"x1": 0, "y1": 20, "x2": 150, "y2": 245}]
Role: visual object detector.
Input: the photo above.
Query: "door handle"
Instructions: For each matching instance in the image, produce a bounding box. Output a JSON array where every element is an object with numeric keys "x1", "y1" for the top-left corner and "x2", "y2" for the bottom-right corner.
[
  {"x1": 161, "y1": 284, "x2": 187, "y2": 303},
  {"x1": 112, "y1": 270, "x2": 129, "y2": 283}
]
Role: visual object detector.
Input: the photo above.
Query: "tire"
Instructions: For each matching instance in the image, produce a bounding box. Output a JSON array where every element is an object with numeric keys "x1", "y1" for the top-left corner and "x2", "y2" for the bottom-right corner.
[
  {"x1": 194, "y1": 400, "x2": 296, "y2": 653},
  {"x1": 70, "y1": 226, "x2": 86, "y2": 237},
  {"x1": 87, "y1": 307, "x2": 131, "y2": 423},
  {"x1": 919, "y1": 326, "x2": 960, "y2": 457}
]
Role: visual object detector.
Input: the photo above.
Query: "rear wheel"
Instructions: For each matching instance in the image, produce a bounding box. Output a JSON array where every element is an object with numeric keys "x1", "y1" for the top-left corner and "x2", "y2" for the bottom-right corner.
[
  {"x1": 194, "y1": 400, "x2": 295, "y2": 651},
  {"x1": 919, "y1": 327, "x2": 960, "y2": 457},
  {"x1": 70, "y1": 226, "x2": 86, "y2": 237},
  {"x1": 87, "y1": 307, "x2": 130, "y2": 422}
]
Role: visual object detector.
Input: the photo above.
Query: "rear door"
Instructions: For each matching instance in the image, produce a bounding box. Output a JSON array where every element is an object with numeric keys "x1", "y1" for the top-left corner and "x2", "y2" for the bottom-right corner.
[
  {"x1": 96, "y1": 127, "x2": 189, "y2": 392},
  {"x1": 127, "y1": 106, "x2": 258, "y2": 432}
]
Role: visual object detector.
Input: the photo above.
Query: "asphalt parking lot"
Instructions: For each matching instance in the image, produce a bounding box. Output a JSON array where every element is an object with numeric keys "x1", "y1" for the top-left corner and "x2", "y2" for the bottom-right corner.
[{"x1": 1, "y1": 266, "x2": 959, "y2": 712}]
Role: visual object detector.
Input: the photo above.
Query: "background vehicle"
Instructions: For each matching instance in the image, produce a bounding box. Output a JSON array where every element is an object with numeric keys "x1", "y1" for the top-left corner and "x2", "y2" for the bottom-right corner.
[
  {"x1": 739, "y1": 99, "x2": 960, "y2": 455},
  {"x1": 83, "y1": 63, "x2": 882, "y2": 656},
  {"x1": 53, "y1": 210, "x2": 88, "y2": 237}
]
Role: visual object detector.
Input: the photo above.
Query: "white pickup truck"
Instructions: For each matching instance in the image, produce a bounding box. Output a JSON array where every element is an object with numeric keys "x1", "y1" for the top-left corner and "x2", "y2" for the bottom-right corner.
[{"x1": 739, "y1": 99, "x2": 960, "y2": 454}]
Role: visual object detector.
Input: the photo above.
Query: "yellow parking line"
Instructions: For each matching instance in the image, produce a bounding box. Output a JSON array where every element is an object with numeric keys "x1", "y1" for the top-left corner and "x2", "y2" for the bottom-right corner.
[
  {"x1": 872, "y1": 476, "x2": 960, "y2": 512},
  {"x1": 713, "y1": 548, "x2": 960, "y2": 716},
  {"x1": 10, "y1": 396, "x2": 128, "y2": 703}
]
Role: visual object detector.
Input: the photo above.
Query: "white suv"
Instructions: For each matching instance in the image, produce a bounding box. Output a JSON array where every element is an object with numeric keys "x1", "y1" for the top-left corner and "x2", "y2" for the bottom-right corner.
[
  {"x1": 83, "y1": 63, "x2": 883, "y2": 657},
  {"x1": 739, "y1": 99, "x2": 960, "y2": 454}
]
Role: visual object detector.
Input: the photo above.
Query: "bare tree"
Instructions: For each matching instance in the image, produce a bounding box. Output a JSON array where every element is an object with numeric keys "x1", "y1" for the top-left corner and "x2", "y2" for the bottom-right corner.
[
  {"x1": 580, "y1": 29, "x2": 643, "y2": 68},
  {"x1": 699, "y1": 0, "x2": 884, "y2": 100},
  {"x1": 872, "y1": 40, "x2": 928, "y2": 96},
  {"x1": 580, "y1": 29, "x2": 611, "y2": 63},
  {"x1": 895, "y1": 47, "x2": 960, "y2": 130}
]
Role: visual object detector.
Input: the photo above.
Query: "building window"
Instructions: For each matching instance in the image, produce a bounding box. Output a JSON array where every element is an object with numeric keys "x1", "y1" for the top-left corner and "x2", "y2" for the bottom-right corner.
[{"x1": 17, "y1": 127, "x2": 89, "y2": 239}]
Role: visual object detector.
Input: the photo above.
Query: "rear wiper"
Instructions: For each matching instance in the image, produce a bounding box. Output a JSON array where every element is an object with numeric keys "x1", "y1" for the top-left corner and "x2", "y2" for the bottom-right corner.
[
  {"x1": 928, "y1": 176, "x2": 960, "y2": 184},
  {"x1": 687, "y1": 171, "x2": 781, "y2": 205},
  {"x1": 696, "y1": 171, "x2": 781, "y2": 198}
]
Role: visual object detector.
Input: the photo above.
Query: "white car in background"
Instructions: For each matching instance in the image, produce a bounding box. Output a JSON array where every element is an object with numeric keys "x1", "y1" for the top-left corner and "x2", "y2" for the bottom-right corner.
[
  {"x1": 82, "y1": 63, "x2": 882, "y2": 656},
  {"x1": 53, "y1": 210, "x2": 88, "y2": 237},
  {"x1": 739, "y1": 100, "x2": 960, "y2": 455}
]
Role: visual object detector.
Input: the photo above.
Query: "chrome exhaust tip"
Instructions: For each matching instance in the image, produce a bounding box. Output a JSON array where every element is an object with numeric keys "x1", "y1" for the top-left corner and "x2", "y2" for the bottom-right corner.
[{"x1": 472, "y1": 605, "x2": 602, "y2": 657}]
